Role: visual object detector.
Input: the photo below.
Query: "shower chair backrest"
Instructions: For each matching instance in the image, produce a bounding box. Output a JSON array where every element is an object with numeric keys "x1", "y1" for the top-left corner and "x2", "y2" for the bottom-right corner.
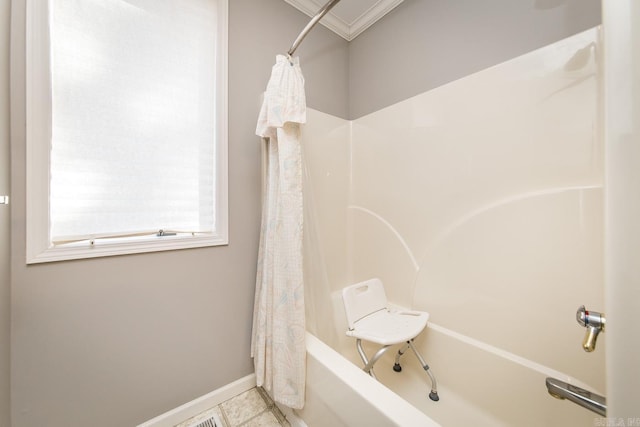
[{"x1": 342, "y1": 278, "x2": 389, "y2": 330}]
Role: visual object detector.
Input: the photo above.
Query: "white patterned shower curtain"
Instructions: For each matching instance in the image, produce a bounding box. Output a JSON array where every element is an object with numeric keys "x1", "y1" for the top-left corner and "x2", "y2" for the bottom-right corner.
[{"x1": 251, "y1": 55, "x2": 307, "y2": 409}]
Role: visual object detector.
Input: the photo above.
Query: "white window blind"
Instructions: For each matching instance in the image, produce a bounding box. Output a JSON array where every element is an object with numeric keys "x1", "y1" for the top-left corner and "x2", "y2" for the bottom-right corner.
[
  {"x1": 51, "y1": 0, "x2": 218, "y2": 242},
  {"x1": 26, "y1": 0, "x2": 228, "y2": 263}
]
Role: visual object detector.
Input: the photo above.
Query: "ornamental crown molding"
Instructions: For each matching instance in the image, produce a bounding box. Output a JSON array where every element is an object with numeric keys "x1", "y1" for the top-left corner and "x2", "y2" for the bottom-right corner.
[{"x1": 284, "y1": 0, "x2": 404, "y2": 41}]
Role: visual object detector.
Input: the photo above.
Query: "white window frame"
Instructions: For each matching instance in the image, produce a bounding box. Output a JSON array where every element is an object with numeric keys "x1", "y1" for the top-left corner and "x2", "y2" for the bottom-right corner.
[{"x1": 25, "y1": 0, "x2": 229, "y2": 264}]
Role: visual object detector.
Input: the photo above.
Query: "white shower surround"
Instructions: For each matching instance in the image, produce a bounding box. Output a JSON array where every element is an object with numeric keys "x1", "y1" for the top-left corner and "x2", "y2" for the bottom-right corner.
[{"x1": 299, "y1": 27, "x2": 604, "y2": 426}]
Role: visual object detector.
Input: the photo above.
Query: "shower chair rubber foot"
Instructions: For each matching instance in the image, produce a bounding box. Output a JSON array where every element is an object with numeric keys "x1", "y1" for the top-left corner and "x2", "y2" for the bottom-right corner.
[
  {"x1": 393, "y1": 363, "x2": 402, "y2": 372},
  {"x1": 429, "y1": 391, "x2": 440, "y2": 402}
]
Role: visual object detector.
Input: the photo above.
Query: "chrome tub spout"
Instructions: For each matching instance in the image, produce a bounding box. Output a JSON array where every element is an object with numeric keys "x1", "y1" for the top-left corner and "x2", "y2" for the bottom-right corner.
[{"x1": 545, "y1": 377, "x2": 606, "y2": 416}]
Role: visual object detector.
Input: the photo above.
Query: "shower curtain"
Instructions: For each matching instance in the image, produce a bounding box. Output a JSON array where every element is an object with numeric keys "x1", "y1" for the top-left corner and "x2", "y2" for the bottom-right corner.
[{"x1": 251, "y1": 55, "x2": 307, "y2": 409}]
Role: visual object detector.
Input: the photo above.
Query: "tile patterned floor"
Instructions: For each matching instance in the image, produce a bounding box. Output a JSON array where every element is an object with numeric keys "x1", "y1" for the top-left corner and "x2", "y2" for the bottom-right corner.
[{"x1": 175, "y1": 387, "x2": 290, "y2": 427}]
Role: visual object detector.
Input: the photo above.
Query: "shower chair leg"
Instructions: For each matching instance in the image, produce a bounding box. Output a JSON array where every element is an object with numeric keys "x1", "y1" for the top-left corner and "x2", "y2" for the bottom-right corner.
[
  {"x1": 408, "y1": 340, "x2": 439, "y2": 401},
  {"x1": 356, "y1": 338, "x2": 440, "y2": 402},
  {"x1": 356, "y1": 339, "x2": 393, "y2": 380},
  {"x1": 393, "y1": 342, "x2": 411, "y2": 372}
]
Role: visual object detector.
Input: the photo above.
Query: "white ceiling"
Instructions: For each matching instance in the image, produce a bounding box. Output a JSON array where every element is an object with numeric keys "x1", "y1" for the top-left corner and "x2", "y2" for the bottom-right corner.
[{"x1": 284, "y1": 0, "x2": 404, "y2": 41}]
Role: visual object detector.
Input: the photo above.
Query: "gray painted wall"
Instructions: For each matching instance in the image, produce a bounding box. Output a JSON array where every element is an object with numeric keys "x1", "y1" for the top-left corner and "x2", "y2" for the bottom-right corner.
[
  {"x1": 7, "y1": 1, "x2": 347, "y2": 426},
  {"x1": 348, "y1": 0, "x2": 602, "y2": 119},
  {"x1": 1, "y1": 0, "x2": 11, "y2": 426}
]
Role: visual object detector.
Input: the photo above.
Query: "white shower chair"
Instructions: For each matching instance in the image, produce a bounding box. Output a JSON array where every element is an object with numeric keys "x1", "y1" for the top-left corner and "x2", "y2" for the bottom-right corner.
[{"x1": 342, "y1": 278, "x2": 439, "y2": 401}]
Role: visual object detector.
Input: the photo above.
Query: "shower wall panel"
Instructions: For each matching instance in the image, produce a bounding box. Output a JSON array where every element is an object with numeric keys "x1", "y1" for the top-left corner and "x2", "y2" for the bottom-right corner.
[
  {"x1": 349, "y1": 27, "x2": 604, "y2": 392},
  {"x1": 301, "y1": 109, "x2": 350, "y2": 348}
]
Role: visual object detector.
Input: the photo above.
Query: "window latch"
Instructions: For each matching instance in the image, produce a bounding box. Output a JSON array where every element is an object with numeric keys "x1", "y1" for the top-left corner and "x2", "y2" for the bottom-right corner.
[{"x1": 156, "y1": 229, "x2": 177, "y2": 237}]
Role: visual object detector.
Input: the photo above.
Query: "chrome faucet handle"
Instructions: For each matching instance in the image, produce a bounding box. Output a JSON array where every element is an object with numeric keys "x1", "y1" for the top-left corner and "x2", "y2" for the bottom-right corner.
[{"x1": 576, "y1": 305, "x2": 605, "y2": 352}]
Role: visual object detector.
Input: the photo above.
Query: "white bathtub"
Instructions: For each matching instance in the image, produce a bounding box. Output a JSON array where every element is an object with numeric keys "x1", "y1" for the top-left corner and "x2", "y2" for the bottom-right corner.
[
  {"x1": 296, "y1": 332, "x2": 438, "y2": 427},
  {"x1": 296, "y1": 328, "x2": 604, "y2": 427}
]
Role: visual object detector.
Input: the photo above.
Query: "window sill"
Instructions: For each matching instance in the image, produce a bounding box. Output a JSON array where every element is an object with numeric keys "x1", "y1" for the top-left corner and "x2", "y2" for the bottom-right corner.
[{"x1": 26, "y1": 233, "x2": 228, "y2": 264}]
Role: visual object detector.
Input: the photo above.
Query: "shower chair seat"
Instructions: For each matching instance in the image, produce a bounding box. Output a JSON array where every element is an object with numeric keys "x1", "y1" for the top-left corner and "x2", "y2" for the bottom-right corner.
[{"x1": 342, "y1": 278, "x2": 439, "y2": 401}]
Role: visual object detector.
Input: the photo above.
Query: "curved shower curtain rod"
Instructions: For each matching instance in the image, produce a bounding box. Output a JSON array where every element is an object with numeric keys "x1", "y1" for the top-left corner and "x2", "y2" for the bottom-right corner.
[{"x1": 287, "y1": 0, "x2": 342, "y2": 56}]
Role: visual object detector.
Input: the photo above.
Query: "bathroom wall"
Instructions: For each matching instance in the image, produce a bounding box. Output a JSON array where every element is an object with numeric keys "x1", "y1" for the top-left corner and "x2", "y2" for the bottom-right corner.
[
  {"x1": 348, "y1": 0, "x2": 601, "y2": 118},
  {"x1": 1, "y1": 1, "x2": 11, "y2": 426},
  {"x1": 7, "y1": 1, "x2": 348, "y2": 427}
]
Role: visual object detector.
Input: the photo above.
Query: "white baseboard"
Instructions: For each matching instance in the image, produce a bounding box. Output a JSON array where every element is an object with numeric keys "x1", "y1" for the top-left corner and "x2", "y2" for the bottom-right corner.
[{"x1": 137, "y1": 374, "x2": 257, "y2": 427}]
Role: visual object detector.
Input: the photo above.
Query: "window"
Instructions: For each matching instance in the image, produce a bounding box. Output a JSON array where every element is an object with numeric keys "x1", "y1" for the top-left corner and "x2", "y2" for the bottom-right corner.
[{"x1": 26, "y1": 0, "x2": 228, "y2": 263}]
